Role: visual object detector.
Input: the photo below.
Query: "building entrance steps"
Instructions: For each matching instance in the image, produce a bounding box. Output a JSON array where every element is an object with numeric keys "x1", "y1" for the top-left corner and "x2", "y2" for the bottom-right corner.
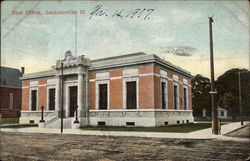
[{"x1": 45, "y1": 117, "x2": 73, "y2": 129}]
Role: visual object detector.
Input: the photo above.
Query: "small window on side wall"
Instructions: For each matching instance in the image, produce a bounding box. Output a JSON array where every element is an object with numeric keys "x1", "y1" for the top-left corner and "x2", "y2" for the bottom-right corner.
[
  {"x1": 9, "y1": 93, "x2": 13, "y2": 109},
  {"x1": 99, "y1": 84, "x2": 108, "y2": 110},
  {"x1": 161, "y1": 82, "x2": 166, "y2": 109},
  {"x1": 49, "y1": 88, "x2": 55, "y2": 110},
  {"x1": 31, "y1": 90, "x2": 37, "y2": 111},
  {"x1": 126, "y1": 81, "x2": 137, "y2": 109}
]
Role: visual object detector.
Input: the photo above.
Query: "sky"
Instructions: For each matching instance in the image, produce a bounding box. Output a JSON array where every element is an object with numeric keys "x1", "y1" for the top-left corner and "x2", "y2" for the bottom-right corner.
[{"x1": 1, "y1": 0, "x2": 249, "y2": 79}]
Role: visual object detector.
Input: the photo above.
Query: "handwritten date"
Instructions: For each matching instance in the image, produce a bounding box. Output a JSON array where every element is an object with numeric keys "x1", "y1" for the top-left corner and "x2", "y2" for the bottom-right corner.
[{"x1": 89, "y1": 5, "x2": 154, "y2": 20}]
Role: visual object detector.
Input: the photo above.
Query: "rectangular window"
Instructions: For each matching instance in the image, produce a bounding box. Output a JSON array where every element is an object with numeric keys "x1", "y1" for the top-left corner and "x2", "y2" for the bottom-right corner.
[
  {"x1": 161, "y1": 82, "x2": 166, "y2": 109},
  {"x1": 183, "y1": 87, "x2": 188, "y2": 110},
  {"x1": 9, "y1": 93, "x2": 13, "y2": 109},
  {"x1": 99, "y1": 84, "x2": 108, "y2": 109},
  {"x1": 49, "y1": 88, "x2": 55, "y2": 110},
  {"x1": 31, "y1": 90, "x2": 37, "y2": 111},
  {"x1": 174, "y1": 84, "x2": 178, "y2": 109},
  {"x1": 126, "y1": 81, "x2": 137, "y2": 109}
]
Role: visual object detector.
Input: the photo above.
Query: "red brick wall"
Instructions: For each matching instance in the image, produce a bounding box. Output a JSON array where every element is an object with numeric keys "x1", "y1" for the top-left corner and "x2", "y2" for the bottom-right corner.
[
  {"x1": 167, "y1": 72, "x2": 174, "y2": 109},
  {"x1": 89, "y1": 81, "x2": 95, "y2": 110},
  {"x1": 89, "y1": 73, "x2": 96, "y2": 80},
  {"x1": 87, "y1": 65, "x2": 192, "y2": 111},
  {"x1": 154, "y1": 76, "x2": 161, "y2": 109},
  {"x1": 110, "y1": 70, "x2": 122, "y2": 77},
  {"x1": 139, "y1": 75, "x2": 154, "y2": 109},
  {"x1": 22, "y1": 88, "x2": 29, "y2": 111},
  {"x1": 179, "y1": 76, "x2": 184, "y2": 110},
  {"x1": 154, "y1": 65, "x2": 160, "y2": 75},
  {"x1": 189, "y1": 86, "x2": 192, "y2": 110},
  {"x1": 109, "y1": 79, "x2": 122, "y2": 109},
  {"x1": 21, "y1": 80, "x2": 30, "y2": 111},
  {"x1": 0, "y1": 86, "x2": 22, "y2": 118},
  {"x1": 139, "y1": 64, "x2": 154, "y2": 74},
  {"x1": 38, "y1": 79, "x2": 47, "y2": 110}
]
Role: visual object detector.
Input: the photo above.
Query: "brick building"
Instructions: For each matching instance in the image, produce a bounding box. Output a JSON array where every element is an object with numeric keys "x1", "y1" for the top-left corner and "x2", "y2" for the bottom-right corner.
[
  {"x1": 20, "y1": 51, "x2": 194, "y2": 127},
  {"x1": 0, "y1": 67, "x2": 22, "y2": 118}
]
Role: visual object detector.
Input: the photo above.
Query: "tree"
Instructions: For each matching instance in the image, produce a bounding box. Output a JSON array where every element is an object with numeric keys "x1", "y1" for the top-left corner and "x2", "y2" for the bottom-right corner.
[
  {"x1": 191, "y1": 74, "x2": 211, "y2": 117},
  {"x1": 220, "y1": 92, "x2": 238, "y2": 120},
  {"x1": 216, "y1": 68, "x2": 250, "y2": 121}
]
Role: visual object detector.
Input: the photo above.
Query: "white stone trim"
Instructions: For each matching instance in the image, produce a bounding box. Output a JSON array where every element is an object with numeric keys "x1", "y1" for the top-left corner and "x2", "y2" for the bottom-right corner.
[
  {"x1": 95, "y1": 79, "x2": 110, "y2": 110},
  {"x1": 139, "y1": 73, "x2": 158, "y2": 77},
  {"x1": 123, "y1": 68, "x2": 138, "y2": 77},
  {"x1": 173, "y1": 74, "x2": 179, "y2": 81},
  {"x1": 161, "y1": 78, "x2": 168, "y2": 109},
  {"x1": 110, "y1": 76, "x2": 123, "y2": 80},
  {"x1": 183, "y1": 78, "x2": 188, "y2": 85},
  {"x1": 90, "y1": 73, "x2": 161, "y2": 82},
  {"x1": 47, "y1": 78, "x2": 57, "y2": 85},
  {"x1": 173, "y1": 81, "x2": 179, "y2": 110},
  {"x1": 29, "y1": 87, "x2": 39, "y2": 111},
  {"x1": 123, "y1": 76, "x2": 139, "y2": 109},
  {"x1": 160, "y1": 70, "x2": 168, "y2": 79},
  {"x1": 96, "y1": 72, "x2": 110, "y2": 80},
  {"x1": 30, "y1": 80, "x2": 38, "y2": 87},
  {"x1": 20, "y1": 110, "x2": 56, "y2": 113},
  {"x1": 23, "y1": 84, "x2": 47, "y2": 88},
  {"x1": 89, "y1": 109, "x2": 193, "y2": 112}
]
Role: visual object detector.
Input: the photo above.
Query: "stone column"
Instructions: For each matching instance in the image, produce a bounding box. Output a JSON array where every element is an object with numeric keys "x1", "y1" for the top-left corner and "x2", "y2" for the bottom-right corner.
[
  {"x1": 55, "y1": 76, "x2": 61, "y2": 117},
  {"x1": 77, "y1": 73, "x2": 84, "y2": 118},
  {"x1": 85, "y1": 73, "x2": 89, "y2": 126}
]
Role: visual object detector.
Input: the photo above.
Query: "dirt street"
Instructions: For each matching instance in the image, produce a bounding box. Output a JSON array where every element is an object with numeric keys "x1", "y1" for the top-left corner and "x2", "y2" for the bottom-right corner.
[{"x1": 1, "y1": 132, "x2": 249, "y2": 161}]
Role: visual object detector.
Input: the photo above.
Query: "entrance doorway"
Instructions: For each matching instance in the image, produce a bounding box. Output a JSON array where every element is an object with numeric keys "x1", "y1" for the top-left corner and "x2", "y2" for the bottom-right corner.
[{"x1": 69, "y1": 86, "x2": 77, "y2": 117}]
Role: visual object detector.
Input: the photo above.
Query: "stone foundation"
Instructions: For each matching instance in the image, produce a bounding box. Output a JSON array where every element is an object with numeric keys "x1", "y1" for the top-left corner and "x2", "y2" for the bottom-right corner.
[
  {"x1": 20, "y1": 111, "x2": 56, "y2": 124},
  {"x1": 19, "y1": 110, "x2": 194, "y2": 127},
  {"x1": 88, "y1": 110, "x2": 194, "y2": 127}
]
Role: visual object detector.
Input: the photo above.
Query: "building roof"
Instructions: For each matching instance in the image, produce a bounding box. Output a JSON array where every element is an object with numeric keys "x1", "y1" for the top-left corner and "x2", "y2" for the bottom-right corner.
[
  {"x1": 91, "y1": 52, "x2": 146, "y2": 63},
  {"x1": 0, "y1": 66, "x2": 22, "y2": 87},
  {"x1": 21, "y1": 52, "x2": 192, "y2": 80},
  {"x1": 90, "y1": 53, "x2": 192, "y2": 78}
]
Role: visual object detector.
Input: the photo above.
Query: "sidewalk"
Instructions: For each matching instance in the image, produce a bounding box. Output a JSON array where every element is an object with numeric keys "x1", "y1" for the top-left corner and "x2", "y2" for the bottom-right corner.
[{"x1": 1, "y1": 122, "x2": 249, "y2": 142}]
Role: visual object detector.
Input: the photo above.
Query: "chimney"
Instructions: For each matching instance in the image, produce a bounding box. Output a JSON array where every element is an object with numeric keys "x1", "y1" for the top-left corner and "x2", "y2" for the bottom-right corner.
[{"x1": 21, "y1": 67, "x2": 25, "y2": 75}]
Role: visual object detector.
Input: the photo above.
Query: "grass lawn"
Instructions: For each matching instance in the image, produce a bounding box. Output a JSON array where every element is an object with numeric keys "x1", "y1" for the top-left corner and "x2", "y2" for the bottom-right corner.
[
  {"x1": 0, "y1": 118, "x2": 19, "y2": 124},
  {"x1": 81, "y1": 123, "x2": 212, "y2": 133},
  {"x1": 0, "y1": 124, "x2": 38, "y2": 128}
]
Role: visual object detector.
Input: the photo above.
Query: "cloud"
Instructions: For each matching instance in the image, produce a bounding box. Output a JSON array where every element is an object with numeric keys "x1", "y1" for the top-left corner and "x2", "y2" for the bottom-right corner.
[{"x1": 160, "y1": 45, "x2": 196, "y2": 56}]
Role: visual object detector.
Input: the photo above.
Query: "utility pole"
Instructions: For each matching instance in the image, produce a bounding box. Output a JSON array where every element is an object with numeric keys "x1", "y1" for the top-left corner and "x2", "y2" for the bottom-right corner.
[
  {"x1": 61, "y1": 62, "x2": 64, "y2": 133},
  {"x1": 209, "y1": 17, "x2": 219, "y2": 135},
  {"x1": 238, "y1": 71, "x2": 243, "y2": 126},
  {"x1": 75, "y1": 13, "x2": 77, "y2": 57}
]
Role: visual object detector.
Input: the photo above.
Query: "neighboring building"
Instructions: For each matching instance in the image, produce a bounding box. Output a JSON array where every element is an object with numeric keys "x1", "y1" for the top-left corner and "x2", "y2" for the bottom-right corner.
[
  {"x1": 0, "y1": 66, "x2": 22, "y2": 118},
  {"x1": 20, "y1": 51, "x2": 193, "y2": 127},
  {"x1": 202, "y1": 107, "x2": 228, "y2": 119},
  {"x1": 217, "y1": 107, "x2": 228, "y2": 119}
]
